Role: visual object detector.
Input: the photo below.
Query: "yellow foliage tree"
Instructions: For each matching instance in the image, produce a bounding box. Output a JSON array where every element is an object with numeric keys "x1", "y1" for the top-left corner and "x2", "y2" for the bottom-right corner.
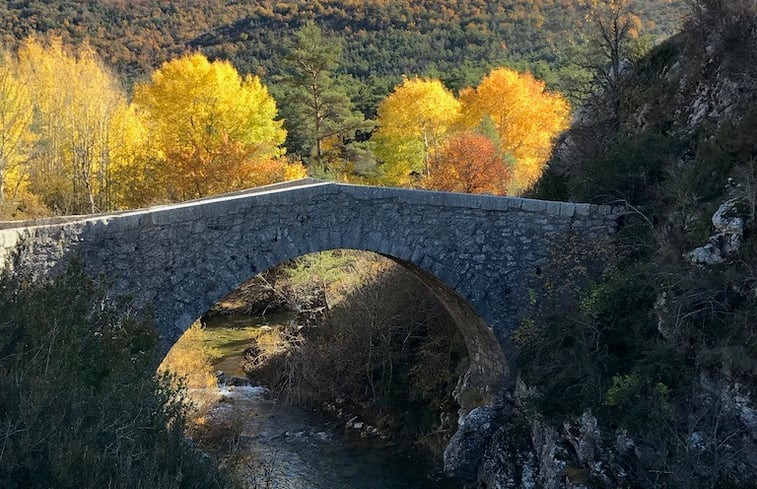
[
  {"x1": 107, "y1": 103, "x2": 156, "y2": 208},
  {"x1": 159, "y1": 322, "x2": 219, "y2": 391},
  {"x1": 459, "y1": 67, "x2": 570, "y2": 193},
  {"x1": 373, "y1": 78, "x2": 460, "y2": 186},
  {"x1": 18, "y1": 37, "x2": 136, "y2": 214},
  {"x1": 134, "y1": 53, "x2": 289, "y2": 200},
  {"x1": 0, "y1": 50, "x2": 36, "y2": 211}
]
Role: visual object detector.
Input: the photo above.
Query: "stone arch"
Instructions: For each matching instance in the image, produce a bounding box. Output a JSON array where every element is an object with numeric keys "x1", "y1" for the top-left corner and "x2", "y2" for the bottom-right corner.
[{"x1": 161, "y1": 241, "x2": 507, "y2": 415}]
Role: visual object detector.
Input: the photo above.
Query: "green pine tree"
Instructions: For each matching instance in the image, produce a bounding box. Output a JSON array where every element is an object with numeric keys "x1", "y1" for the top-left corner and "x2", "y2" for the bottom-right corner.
[{"x1": 275, "y1": 21, "x2": 373, "y2": 173}]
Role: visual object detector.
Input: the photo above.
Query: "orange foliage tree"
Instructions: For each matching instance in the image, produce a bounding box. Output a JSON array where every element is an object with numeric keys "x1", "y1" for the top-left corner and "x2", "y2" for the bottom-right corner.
[
  {"x1": 459, "y1": 67, "x2": 570, "y2": 193},
  {"x1": 426, "y1": 132, "x2": 510, "y2": 195}
]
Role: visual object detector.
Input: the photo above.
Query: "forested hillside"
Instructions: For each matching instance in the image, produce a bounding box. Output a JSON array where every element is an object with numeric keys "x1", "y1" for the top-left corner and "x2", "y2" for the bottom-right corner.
[
  {"x1": 0, "y1": 0, "x2": 685, "y2": 87},
  {"x1": 0, "y1": 0, "x2": 689, "y2": 219}
]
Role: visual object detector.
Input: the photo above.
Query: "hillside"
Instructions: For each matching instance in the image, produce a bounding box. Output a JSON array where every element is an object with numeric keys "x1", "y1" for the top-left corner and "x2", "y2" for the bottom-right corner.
[
  {"x1": 490, "y1": 3, "x2": 757, "y2": 488},
  {"x1": 0, "y1": 0, "x2": 686, "y2": 89}
]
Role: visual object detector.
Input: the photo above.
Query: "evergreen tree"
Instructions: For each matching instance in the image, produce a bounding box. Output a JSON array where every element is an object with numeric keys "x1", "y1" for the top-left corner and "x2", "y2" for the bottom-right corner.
[{"x1": 276, "y1": 22, "x2": 373, "y2": 173}]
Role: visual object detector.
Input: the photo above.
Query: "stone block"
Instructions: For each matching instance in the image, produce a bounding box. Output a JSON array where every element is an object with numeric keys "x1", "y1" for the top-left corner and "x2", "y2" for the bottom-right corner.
[
  {"x1": 545, "y1": 201, "x2": 562, "y2": 215},
  {"x1": 506, "y1": 198, "x2": 524, "y2": 210},
  {"x1": 575, "y1": 203, "x2": 592, "y2": 216},
  {"x1": 559, "y1": 202, "x2": 576, "y2": 217},
  {"x1": 481, "y1": 196, "x2": 508, "y2": 211},
  {"x1": 520, "y1": 199, "x2": 548, "y2": 212}
]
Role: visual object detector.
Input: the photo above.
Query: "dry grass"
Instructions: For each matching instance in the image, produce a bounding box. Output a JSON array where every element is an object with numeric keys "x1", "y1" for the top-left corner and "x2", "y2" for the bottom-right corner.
[
  {"x1": 159, "y1": 321, "x2": 219, "y2": 389},
  {"x1": 158, "y1": 322, "x2": 219, "y2": 421}
]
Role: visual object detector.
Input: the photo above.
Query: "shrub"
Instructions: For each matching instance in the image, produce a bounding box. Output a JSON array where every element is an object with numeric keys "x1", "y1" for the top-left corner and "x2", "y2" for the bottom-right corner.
[
  {"x1": 251, "y1": 255, "x2": 467, "y2": 456},
  {"x1": 0, "y1": 261, "x2": 228, "y2": 489}
]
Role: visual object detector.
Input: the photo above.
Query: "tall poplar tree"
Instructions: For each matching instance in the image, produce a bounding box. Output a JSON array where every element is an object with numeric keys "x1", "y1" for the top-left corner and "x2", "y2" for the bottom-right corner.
[
  {"x1": 18, "y1": 38, "x2": 136, "y2": 214},
  {"x1": 0, "y1": 50, "x2": 35, "y2": 207}
]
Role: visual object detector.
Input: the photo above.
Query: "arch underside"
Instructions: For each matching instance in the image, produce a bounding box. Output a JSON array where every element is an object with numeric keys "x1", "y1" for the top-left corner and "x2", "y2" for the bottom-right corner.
[{"x1": 160, "y1": 246, "x2": 508, "y2": 415}]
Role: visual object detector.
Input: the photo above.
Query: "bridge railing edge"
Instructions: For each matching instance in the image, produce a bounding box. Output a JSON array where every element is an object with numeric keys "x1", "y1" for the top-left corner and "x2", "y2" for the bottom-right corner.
[
  {"x1": 0, "y1": 180, "x2": 625, "y2": 233},
  {"x1": 0, "y1": 178, "x2": 334, "y2": 231},
  {"x1": 331, "y1": 183, "x2": 625, "y2": 219}
]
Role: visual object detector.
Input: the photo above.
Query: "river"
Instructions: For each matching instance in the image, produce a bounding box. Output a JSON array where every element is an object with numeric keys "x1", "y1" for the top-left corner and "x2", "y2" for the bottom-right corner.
[{"x1": 201, "y1": 315, "x2": 462, "y2": 489}]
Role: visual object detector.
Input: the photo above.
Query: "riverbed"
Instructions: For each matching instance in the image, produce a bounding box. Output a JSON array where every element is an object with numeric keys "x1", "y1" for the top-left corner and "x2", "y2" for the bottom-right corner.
[{"x1": 202, "y1": 315, "x2": 461, "y2": 489}]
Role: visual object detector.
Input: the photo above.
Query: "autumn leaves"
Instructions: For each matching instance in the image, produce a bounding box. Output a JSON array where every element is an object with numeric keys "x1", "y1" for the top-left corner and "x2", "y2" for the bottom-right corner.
[
  {"x1": 0, "y1": 34, "x2": 569, "y2": 219},
  {"x1": 375, "y1": 70, "x2": 569, "y2": 194},
  {"x1": 133, "y1": 54, "x2": 301, "y2": 203},
  {"x1": 0, "y1": 40, "x2": 303, "y2": 217}
]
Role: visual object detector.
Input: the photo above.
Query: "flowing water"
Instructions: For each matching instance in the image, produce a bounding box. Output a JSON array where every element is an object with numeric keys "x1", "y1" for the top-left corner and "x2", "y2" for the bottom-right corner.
[{"x1": 202, "y1": 315, "x2": 461, "y2": 489}]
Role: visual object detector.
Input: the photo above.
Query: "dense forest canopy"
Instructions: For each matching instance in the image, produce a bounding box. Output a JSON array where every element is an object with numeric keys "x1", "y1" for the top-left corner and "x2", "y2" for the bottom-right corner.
[
  {"x1": 0, "y1": 0, "x2": 685, "y2": 88},
  {"x1": 0, "y1": 1, "x2": 690, "y2": 218}
]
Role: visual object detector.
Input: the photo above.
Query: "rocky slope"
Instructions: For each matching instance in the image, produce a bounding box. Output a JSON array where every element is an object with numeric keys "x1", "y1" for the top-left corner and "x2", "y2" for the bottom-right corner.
[{"x1": 477, "y1": 4, "x2": 757, "y2": 489}]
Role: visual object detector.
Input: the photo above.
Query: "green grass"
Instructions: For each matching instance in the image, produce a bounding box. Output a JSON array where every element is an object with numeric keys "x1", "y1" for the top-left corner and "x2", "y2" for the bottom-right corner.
[{"x1": 202, "y1": 312, "x2": 296, "y2": 376}]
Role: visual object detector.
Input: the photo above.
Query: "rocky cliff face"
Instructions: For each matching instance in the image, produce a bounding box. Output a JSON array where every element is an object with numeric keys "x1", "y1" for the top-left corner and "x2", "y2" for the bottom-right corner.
[
  {"x1": 477, "y1": 377, "x2": 756, "y2": 489},
  {"x1": 477, "y1": 383, "x2": 631, "y2": 489},
  {"x1": 546, "y1": 2, "x2": 757, "y2": 203}
]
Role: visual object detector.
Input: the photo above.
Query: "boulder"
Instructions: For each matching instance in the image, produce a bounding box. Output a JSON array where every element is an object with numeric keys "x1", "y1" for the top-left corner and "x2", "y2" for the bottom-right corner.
[
  {"x1": 687, "y1": 199, "x2": 746, "y2": 265},
  {"x1": 443, "y1": 406, "x2": 498, "y2": 481}
]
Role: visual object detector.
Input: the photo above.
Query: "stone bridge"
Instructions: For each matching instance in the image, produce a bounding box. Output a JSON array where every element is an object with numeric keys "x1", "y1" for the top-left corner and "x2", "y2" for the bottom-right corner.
[{"x1": 0, "y1": 178, "x2": 621, "y2": 415}]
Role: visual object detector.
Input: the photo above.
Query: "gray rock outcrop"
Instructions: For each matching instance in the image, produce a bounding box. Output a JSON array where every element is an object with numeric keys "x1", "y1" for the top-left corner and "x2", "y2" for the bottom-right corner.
[{"x1": 688, "y1": 198, "x2": 747, "y2": 265}]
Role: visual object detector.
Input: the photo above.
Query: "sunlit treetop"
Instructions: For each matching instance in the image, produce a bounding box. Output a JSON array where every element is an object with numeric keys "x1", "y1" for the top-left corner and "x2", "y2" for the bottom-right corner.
[
  {"x1": 373, "y1": 77, "x2": 461, "y2": 186},
  {"x1": 133, "y1": 53, "x2": 288, "y2": 199},
  {"x1": 459, "y1": 67, "x2": 570, "y2": 193}
]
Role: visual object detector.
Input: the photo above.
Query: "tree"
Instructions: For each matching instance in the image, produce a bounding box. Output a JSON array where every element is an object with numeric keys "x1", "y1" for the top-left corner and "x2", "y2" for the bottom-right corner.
[
  {"x1": 0, "y1": 263, "x2": 228, "y2": 488},
  {"x1": 373, "y1": 77, "x2": 460, "y2": 186},
  {"x1": 18, "y1": 37, "x2": 135, "y2": 214},
  {"x1": 276, "y1": 22, "x2": 373, "y2": 172},
  {"x1": 106, "y1": 103, "x2": 158, "y2": 209},
  {"x1": 426, "y1": 132, "x2": 510, "y2": 195},
  {"x1": 581, "y1": 0, "x2": 643, "y2": 126},
  {"x1": 459, "y1": 67, "x2": 570, "y2": 193},
  {"x1": 0, "y1": 50, "x2": 35, "y2": 208},
  {"x1": 134, "y1": 53, "x2": 288, "y2": 200}
]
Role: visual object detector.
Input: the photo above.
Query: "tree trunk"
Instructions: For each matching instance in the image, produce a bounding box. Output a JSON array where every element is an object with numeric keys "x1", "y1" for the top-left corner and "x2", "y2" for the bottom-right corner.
[
  {"x1": 423, "y1": 130, "x2": 431, "y2": 177},
  {"x1": 0, "y1": 154, "x2": 5, "y2": 204}
]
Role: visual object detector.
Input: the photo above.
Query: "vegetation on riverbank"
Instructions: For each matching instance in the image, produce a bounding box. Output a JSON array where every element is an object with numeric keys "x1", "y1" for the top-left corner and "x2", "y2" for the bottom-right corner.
[
  {"x1": 0, "y1": 263, "x2": 228, "y2": 489},
  {"x1": 248, "y1": 253, "x2": 467, "y2": 457},
  {"x1": 159, "y1": 251, "x2": 468, "y2": 479},
  {"x1": 200, "y1": 251, "x2": 469, "y2": 460}
]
